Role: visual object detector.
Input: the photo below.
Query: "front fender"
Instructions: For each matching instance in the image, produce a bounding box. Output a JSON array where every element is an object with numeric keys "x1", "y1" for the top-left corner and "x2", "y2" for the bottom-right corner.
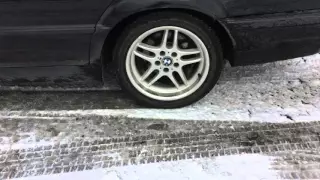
[{"x1": 90, "y1": 0, "x2": 228, "y2": 64}]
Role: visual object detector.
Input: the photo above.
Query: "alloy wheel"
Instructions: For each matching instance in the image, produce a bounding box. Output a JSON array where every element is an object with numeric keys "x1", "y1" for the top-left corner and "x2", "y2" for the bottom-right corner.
[{"x1": 125, "y1": 26, "x2": 211, "y2": 101}]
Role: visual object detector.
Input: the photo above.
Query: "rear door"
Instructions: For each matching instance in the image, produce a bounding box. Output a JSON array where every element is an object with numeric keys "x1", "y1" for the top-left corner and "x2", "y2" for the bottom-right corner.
[{"x1": 0, "y1": 0, "x2": 113, "y2": 67}]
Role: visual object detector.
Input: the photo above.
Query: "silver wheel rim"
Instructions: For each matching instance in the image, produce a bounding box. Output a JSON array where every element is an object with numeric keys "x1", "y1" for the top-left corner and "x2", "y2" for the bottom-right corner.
[{"x1": 126, "y1": 26, "x2": 210, "y2": 101}]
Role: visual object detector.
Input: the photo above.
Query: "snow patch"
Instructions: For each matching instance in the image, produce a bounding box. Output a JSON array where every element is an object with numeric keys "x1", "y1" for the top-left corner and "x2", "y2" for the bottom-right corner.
[
  {"x1": 0, "y1": 108, "x2": 291, "y2": 123},
  {"x1": 12, "y1": 154, "x2": 278, "y2": 180}
]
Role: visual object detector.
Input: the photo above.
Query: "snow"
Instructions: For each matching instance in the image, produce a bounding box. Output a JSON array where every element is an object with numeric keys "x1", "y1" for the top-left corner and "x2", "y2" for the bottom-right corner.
[
  {"x1": 0, "y1": 138, "x2": 54, "y2": 151},
  {"x1": 2, "y1": 55, "x2": 320, "y2": 179},
  {"x1": 12, "y1": 154, "x2": 279, "y2": 180},
  {"x1": 12, "y1": 169, "x2": 108, "y2": 180},
  {"x1": 1, "y1": 55, "x2": 320, "y2": 123}
]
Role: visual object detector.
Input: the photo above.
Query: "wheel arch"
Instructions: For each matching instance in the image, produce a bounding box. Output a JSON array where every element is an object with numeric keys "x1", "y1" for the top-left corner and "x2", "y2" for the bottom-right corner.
[{"x1": 90, "y1": 1, "x2": 236, "y2": 70}]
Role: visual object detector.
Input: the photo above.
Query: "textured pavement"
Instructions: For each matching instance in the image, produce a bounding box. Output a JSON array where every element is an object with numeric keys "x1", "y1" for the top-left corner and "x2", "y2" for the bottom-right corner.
[
  {"x1": 1, "y1": 119, "x2": 320, "y2": 179},
  {"x1": 0, "y1": 55, "x2": 320, "y2": 179}
]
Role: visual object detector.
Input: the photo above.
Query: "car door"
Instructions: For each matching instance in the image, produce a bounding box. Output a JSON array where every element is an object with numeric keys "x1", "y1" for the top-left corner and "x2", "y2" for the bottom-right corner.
[
  {"x1": 0, "y1": 0, "x2": 113, "y2": 67},
  {"x1": 219, "y1": 0, "x2": 320, "y2": 65}
]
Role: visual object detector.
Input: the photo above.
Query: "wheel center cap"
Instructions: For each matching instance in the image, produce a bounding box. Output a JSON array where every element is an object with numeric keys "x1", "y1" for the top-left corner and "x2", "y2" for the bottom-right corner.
[{"x1": 162, "y1": 57, "x2": 173, "y2": 66}]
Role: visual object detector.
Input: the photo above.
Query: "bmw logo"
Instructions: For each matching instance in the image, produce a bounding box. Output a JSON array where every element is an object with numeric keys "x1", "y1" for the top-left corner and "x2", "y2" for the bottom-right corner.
[{"x1": 162, "y1": 57, "x2": 173, "y2": 66}]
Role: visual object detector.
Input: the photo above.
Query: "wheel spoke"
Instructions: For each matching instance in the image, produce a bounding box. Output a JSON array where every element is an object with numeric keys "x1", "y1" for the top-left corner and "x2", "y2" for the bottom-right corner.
[
  {"x1": 140, "y1": 66, "x2": 156, "y2": 81},
  {"x1": 148, "y1": 73, "x2": 163, "y2": 86},
  {"x1": 181, "y1": 58, "x2": 202, "y2": 66},
  {"x1": 176, "y1": 68, "x2": 188, "y2": 85},
  {"x1": 179, "y1": 49, "x2": 201, "y2": 57},
  {"x1": 133, "y1": 50, "x2": 155, "y2": 63},
  {"x1": 168, "y1": 73, "x2": 180, "y2": 88},
  {"x1": 172, "y1": 30, "x2": 179, "y2": 50},
  {"x1": 137, "y1": 43, "x2": 160, "y2": 54},
  {"x1": 160, "y1": 30, "x2": 169, "y2": 48}
]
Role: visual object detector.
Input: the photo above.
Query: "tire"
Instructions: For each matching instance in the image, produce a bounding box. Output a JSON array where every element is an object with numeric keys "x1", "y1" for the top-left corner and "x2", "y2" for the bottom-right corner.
[{"x1": 113, "y1": 11, "x2": 224, "y2": 108}]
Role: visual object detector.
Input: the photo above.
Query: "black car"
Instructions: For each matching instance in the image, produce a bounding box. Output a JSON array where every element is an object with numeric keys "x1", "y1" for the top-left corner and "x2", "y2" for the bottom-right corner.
[{"x1": 1, "y1": 0, "x2": 320, "y2": 108}]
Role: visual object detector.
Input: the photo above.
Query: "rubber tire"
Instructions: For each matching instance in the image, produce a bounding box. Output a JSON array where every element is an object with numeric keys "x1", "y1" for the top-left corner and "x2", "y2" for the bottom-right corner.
[{"x1": 113, "y1": 11, "x2": 224, "y2": 108}]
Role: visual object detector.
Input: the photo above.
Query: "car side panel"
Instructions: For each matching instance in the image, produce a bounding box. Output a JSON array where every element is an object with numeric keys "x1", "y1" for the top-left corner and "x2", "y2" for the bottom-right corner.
[
  {"x1": 0, "y1": 0, "x2": 113, "y2": 27},
  {"x1": 0, "y1": 0, "x2": 113, "y2": 67},
  {"x1": 217, "y1": 0, "x2": 320, "y2": 65},
  {"x1": 0, "y1": 25, "x2": 93, "y2": 67},
  {"x1": 91, "y1": 0, "x2": 320, "y2": 67},
  {"x1": 221, "y1": 10, "x2": 320, "y2": 66},
  {"x1": 220, "y1": 0, "x2": 320, "y2": 17}
]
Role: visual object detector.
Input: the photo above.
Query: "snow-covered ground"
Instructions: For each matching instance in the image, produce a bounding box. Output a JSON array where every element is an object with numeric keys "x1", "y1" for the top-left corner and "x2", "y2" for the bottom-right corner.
[
  {"x1": 1, "y1": 54, "x2": 320, "y2": 122},
  {"x1": 1, "y1": 54, "x2": 320, "y2": 180},
  {"x1": 13, "y1": 154, "x2": 278, "y2": 180}
]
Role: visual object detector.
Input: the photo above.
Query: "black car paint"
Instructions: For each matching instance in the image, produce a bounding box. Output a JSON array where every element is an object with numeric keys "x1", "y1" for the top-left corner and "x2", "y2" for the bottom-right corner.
[
  {"x1": 89, "y1": 0, "x2": 228, "y2": 65},
  {"x1": 225, "y1": 10, "x2": 320, "y2": 65},
  {"x1": 0, "y1": 0, "x2": 114, "y2": 67},
  {"x1": 0, "y1": 0, "x2": 319, "y2": 82}
]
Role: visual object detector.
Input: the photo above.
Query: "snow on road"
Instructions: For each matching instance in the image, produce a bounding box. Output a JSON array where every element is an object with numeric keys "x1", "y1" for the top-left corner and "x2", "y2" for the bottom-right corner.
[
  {"x1": 0, "y1": 54, "x2": 320, "y2": 154},
  {"x1": 12, "y1": 154, "x2": 278, "y2": 180},
  {"x1": 1, "y1": 54, "x2": 320, "y2": 180},
  {"x1": 1, "y1": 54, "x2": 320, "y2": 122}
]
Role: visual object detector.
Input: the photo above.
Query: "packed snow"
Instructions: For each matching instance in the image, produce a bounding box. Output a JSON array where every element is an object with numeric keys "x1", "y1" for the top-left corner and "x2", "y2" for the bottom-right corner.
[
  {"x1": 1, "y1": 54, "x2": 320, "y2": 180},
  {"x1": 12, "y1": 154, "x2": 279, "y2": 180},
  {"x1": 1, "y1": 54, "x2": 319, "y2": 123}
]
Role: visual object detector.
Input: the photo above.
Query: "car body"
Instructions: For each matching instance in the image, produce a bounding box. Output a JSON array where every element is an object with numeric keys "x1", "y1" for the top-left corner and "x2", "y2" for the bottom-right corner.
[{"x1": 1, "y1": 0, "x2": 320, "y2": 107}]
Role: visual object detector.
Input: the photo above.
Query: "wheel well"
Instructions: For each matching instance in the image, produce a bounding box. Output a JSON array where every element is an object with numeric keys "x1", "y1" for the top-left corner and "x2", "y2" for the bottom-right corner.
[{"x1": 101, "y1": 9, "x2": 235, "y2": 67}]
